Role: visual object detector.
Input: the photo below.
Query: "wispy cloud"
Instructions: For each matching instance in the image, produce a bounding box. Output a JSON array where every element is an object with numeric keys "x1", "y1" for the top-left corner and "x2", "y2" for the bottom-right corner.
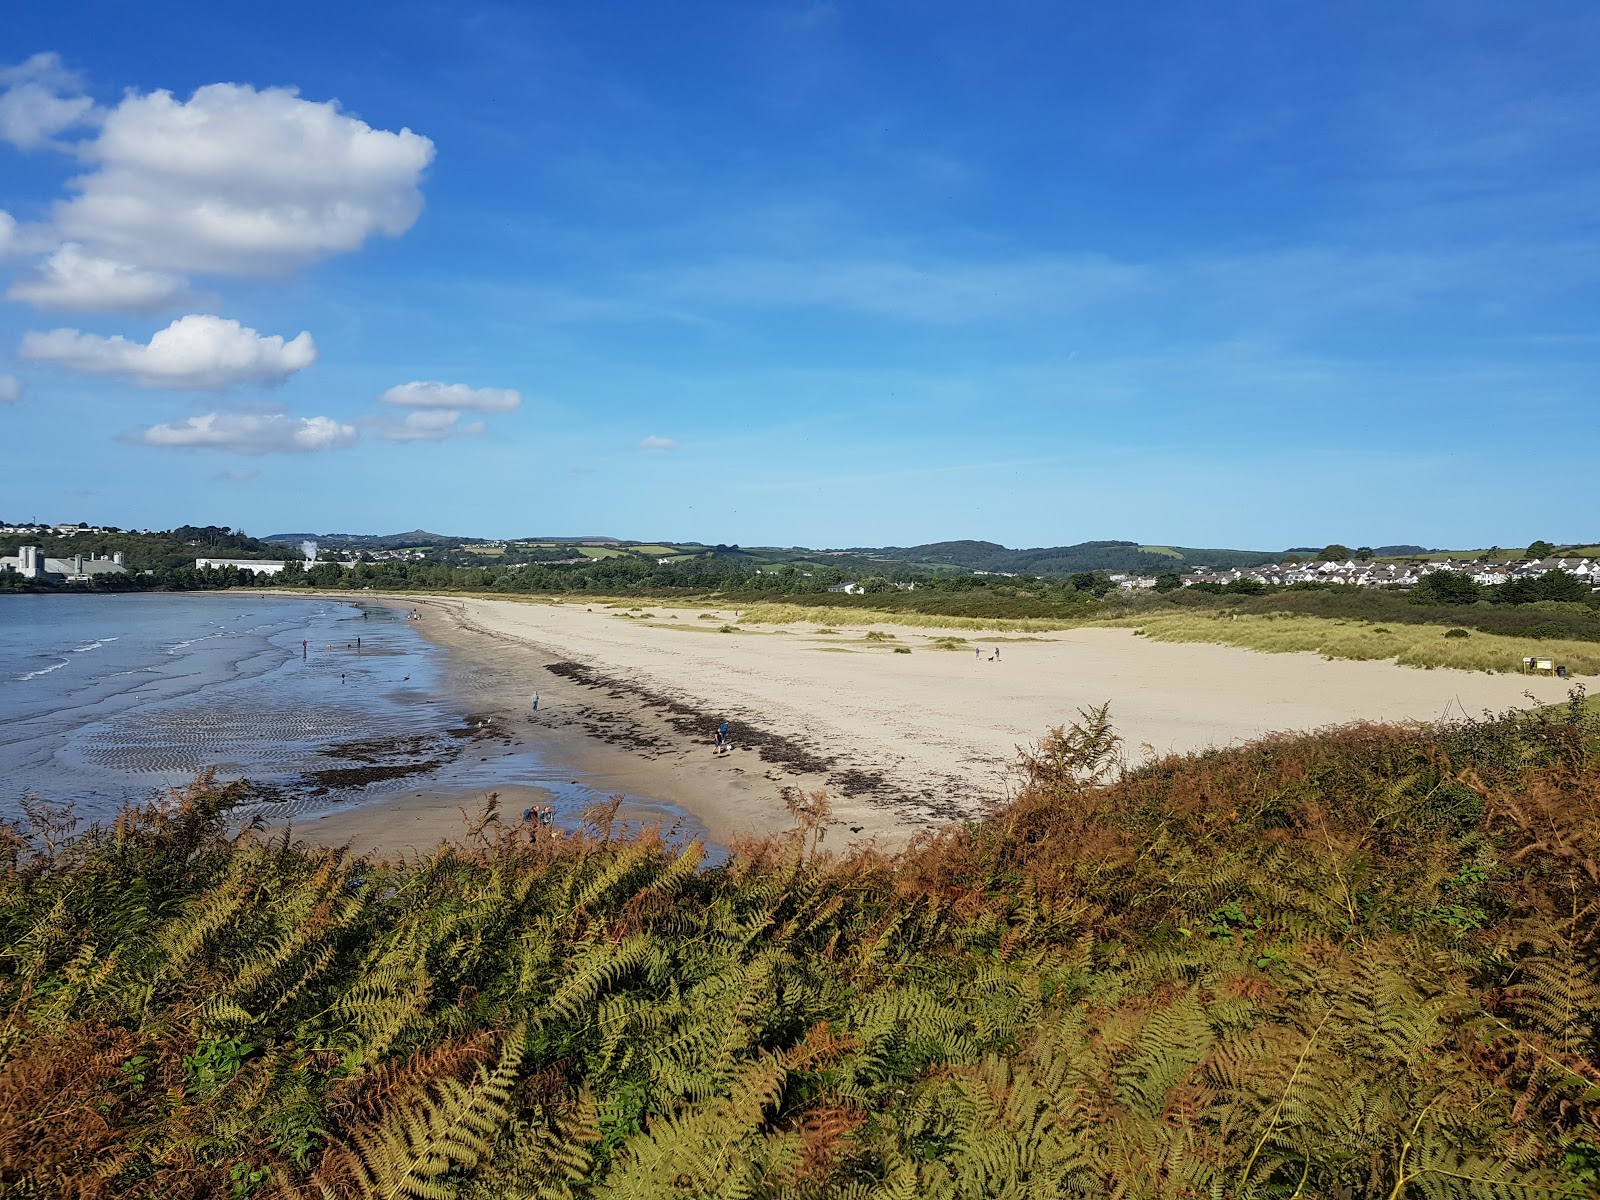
[
  {"x1": 380, "y1": 380, "x2": 521, "y2": 412},
  {"x1": 639, "y1": 434, "x2": 678, "y2": 450}
]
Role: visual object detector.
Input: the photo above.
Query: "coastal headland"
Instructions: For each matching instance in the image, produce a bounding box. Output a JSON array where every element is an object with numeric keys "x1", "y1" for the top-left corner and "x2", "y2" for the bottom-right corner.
[{"x1": 298, "y1": 593, "x2": 1578, "y2": 853}]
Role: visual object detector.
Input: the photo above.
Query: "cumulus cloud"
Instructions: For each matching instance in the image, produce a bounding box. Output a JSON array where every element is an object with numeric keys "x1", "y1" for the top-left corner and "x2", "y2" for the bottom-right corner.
[
  {"x1": 133, "y1": 412, "x2": 356, "y2": 455},
  {"x1": 640, "y1": 435, "x2": 678, "y2": 451},
  {"x1": 0, "y1": 53, "x2": 98, "y2": 150},
  {"x1": 53, "y1": 83, "x2": 435, "y2": 276},
  {"x1": 20, "y1": 314, "x2": 315, "y2": 390},
  {"x1": 0, "y1": 374, "x2": 20, "y2": 404},
  {"x1": 6, "y1": 243, "x2": 187, "y2": 313},
  {"x1": 379, "y1": 380, "x2": 521, "y2": 412},
  {"x1": 378, "y1": 409, "x2": 486, "y2": 442}
]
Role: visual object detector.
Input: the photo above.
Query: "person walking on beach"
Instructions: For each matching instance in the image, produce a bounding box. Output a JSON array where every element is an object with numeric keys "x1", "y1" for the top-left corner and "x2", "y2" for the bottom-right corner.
[
  {"x1": 717, "y1": 719, "x2": 731, "y2": 756},
  {"x1": 532, "y1": 693, "x2": 540, "y2": 712}
]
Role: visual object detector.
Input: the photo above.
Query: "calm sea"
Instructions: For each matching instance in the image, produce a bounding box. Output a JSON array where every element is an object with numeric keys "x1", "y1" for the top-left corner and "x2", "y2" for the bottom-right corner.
[{"x1": 0, "y1": 593, "x2": 699, "y2": 838}]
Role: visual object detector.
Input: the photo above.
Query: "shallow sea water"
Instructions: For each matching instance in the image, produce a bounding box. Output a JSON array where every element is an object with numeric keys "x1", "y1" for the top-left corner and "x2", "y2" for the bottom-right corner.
[{"x1": 0, "y1": 593, "x2": 701, "y2": 842}]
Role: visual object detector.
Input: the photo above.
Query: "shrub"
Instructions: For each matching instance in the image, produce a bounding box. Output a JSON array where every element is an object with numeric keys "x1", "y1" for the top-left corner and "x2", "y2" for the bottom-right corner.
[
  {"x1": 0, "y1": 704, "x2": 1597, "y2": 1193},
  {"x1": 1444, "y1": 627, "x2": 1470, "y2": 638}
]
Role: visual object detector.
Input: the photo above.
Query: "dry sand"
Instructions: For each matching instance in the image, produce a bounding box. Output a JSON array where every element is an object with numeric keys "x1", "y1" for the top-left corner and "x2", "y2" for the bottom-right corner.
[{"x1": 351, "y1": 595, "x2": 1575, "y2": 851}]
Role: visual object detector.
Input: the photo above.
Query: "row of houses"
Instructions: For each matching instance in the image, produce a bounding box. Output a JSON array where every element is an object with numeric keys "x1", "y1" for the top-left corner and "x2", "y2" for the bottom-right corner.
[
  {"x1": 1111, "y1": 556, "x2": 1600, "y2": 592},
  {"x1": 0, "y1": 522, "x2": 122, "y2": 537}
]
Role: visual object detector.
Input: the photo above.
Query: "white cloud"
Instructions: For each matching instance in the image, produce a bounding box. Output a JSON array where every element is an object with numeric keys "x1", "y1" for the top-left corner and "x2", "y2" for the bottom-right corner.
[
  {"x1": 133, "y1": 412, "x2": 356, "y2": 455},
  {"x1": 0, "y1": 53, "x2": 98, "y2": 150},
  {"x1": 379, "y1": 409, "x2": 487, "y2": 442},
  {"x1": 379, "y1": 380, "x2": 521, "y2": 412},
  {"x1": 215, "y1": 468, "x2": 259, "y2": 482},
  {"x1": 6, "y1": 243, "x2": 188, "y2": 313},
  {"x1": 54, "y1": 83, "x2": 435, "y2": 275},
  {"x1": 640, "y1": 435, "x2": 678, "y2": 451},
  {"x1": 0, "y1": 210, "x2": 15, "y2": 256},
  {"x1": 0, "y1": 374, "x2": 20, "y2": 404},
  {"x1": 20, "y1": 314, "x2": 315, "y2": 390}
]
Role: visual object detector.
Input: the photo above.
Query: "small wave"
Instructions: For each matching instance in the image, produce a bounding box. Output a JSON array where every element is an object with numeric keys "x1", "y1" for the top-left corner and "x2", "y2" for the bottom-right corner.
[
  {"x1": 165, "y1": 629, "x2": 230, "y2": 655},
  {"x1": 18, "y1": 659, "x2": 70, "y2": 681},
  {"x1": 73, "y1": 640, "x2": 105, "y2": 653}
]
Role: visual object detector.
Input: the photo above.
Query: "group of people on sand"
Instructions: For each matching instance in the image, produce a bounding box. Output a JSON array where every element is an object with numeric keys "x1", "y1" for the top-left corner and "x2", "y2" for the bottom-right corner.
[
  {"x1": 522, "y1": 805, "x2": 556, "y2": 835},
  {"x1": 711, "y1": 719, "x2": 733, "y2": 756},
  {"x1": 975, "y1": 646, "x2": 1002, "y2": 661}
]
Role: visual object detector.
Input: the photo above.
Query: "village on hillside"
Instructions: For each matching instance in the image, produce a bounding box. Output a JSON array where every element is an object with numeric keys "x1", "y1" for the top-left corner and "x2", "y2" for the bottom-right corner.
[{"x1": 1110, "y1": 554, "x2": 1600, "y2": 592}]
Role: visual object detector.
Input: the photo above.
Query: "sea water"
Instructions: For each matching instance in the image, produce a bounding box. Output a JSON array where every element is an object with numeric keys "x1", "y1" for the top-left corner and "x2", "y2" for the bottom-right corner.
[{"x1": 0, "y1": 593, "x2": 701, "y2": 841}]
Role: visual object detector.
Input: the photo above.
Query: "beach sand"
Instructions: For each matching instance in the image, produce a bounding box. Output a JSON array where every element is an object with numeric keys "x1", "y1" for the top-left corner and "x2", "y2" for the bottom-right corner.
[{"x1": 306, "y1": 594, "x2": 1575, "y2": 853}]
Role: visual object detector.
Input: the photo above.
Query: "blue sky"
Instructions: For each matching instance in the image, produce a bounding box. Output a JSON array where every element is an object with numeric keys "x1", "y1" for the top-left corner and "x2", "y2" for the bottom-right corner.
[{"x1": 0, "y1": 2, "x2": 1595, "y2": 550}]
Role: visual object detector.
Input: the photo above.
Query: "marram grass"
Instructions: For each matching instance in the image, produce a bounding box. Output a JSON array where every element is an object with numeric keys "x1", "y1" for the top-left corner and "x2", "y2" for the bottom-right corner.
[
  {"x1": 738, "y1": 603, "x2": 1600, "y2": 674},
  {"x1": 735, "y1": 602, "x2": 1083, "y2": 633},
  {"x1": 1108, "y1": 611, "x2": 1600, "y2": 675}
]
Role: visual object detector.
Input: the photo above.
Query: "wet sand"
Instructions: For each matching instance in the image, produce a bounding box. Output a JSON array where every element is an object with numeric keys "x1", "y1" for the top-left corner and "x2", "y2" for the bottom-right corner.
[{"x1": 290, "y1": 593, "x2": 1575, "y2": 854}]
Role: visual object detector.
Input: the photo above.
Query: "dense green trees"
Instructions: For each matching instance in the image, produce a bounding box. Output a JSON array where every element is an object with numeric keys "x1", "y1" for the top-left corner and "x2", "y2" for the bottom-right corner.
[{"x1": 1415, "y1": 569, "x2": 1481, "y2": 605}]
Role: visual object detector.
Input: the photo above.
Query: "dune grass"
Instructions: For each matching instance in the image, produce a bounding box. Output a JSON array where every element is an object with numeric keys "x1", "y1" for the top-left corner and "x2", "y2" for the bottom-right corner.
[
  {"x1": 1110, "y1": 611, "x2": 1600, "y2": 675},
  {"x1": 736, "y1": 602, "x2": 1084, "y2": 633}
]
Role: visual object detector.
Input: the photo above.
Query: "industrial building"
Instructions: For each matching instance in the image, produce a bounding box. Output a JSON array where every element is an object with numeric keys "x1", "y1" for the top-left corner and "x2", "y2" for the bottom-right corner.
[{"x1": 0, "y1": 546, "x2": 127, "y2": 581}]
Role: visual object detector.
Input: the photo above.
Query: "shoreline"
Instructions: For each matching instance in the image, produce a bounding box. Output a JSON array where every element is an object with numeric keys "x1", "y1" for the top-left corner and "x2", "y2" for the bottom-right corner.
[{"x1": 258, "y1": 590, "x2": 1578, "y2": 856}]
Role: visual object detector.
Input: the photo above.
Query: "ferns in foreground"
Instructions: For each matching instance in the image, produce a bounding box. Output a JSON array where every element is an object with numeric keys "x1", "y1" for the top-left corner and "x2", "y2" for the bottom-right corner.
[{"x1": 0, "y1": 701, "x2": 1597, "y2": 1197}]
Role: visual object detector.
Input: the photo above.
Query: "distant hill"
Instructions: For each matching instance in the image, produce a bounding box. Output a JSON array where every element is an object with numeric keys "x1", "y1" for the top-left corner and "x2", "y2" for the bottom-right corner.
[{"x1": 865, "y1": 539, "x2": 1279, "y2": 575}]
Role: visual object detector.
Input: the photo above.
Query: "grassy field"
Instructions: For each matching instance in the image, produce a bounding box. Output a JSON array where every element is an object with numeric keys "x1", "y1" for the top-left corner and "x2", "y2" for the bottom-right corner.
[
  {"x1": 1377, "y1": 544, "x2": 1600, "y2": 564},
  {"x1": 1107, "y1": 610, "x2": 1600, "y2": 675}
]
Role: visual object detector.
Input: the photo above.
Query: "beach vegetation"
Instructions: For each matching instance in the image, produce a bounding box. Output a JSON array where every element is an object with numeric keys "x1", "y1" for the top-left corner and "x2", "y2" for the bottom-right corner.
[
  {"x1": 1103, "y1": 611, "x2": 1600, "y2": 673},
  {"x1": 2, "y1": 698, "x2": 1598, "y2": 1195}
]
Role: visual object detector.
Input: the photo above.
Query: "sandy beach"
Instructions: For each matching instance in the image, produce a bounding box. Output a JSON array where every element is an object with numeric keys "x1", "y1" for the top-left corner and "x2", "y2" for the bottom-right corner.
[{"x1": 322, "y1": 594, "x2": 1576, "y2": 852}]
